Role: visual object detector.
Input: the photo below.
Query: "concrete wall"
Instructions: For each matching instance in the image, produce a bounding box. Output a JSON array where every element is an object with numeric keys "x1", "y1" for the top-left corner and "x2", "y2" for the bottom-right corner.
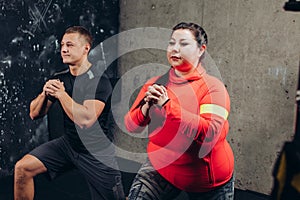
[{"x1": 115, "y1": 0, "x2": 300, "y2": 194}]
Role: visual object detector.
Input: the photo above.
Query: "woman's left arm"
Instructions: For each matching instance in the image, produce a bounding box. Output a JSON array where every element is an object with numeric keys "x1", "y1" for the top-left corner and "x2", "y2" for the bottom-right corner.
[{"x1": 162, "y1": 79, "x2": 230, "y2": 146}]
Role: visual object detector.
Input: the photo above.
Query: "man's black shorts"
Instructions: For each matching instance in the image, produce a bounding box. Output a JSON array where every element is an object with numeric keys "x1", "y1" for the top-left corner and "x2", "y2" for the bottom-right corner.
[{"x1": 30, "y1": 136, "x2": 125, "y2": 200}]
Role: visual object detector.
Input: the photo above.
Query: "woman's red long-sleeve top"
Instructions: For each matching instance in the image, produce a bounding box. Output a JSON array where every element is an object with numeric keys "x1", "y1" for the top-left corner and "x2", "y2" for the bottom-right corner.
[{"x1": 124, "y1": 66, "x2": 234, "y2": 192}]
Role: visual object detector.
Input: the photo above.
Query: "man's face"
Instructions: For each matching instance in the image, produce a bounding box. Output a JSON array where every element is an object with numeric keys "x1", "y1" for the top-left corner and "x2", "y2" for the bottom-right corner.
[{"x1": 60, "y1": 33, "x2": 88, "y2": 65}]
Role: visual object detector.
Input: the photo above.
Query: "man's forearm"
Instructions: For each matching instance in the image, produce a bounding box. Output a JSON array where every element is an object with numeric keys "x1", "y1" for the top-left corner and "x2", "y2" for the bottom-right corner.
[{"x1": 29, "y1": 92, "x2": 51, "y2": 120}]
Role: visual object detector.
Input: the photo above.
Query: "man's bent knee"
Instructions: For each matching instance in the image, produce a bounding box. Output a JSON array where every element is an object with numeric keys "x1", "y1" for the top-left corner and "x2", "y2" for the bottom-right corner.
[{"x1": 15, "y1": 154, "x2": 47, "y2": 180}]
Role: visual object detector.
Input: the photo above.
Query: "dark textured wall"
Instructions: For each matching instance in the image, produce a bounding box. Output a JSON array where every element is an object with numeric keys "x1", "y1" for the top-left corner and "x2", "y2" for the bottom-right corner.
[{"x1": 0, "y1": 0, "x2": 119, "y2": 176}]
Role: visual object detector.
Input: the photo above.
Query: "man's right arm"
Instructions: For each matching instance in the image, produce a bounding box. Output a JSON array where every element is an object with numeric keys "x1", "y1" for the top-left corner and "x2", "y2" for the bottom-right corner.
[{"x1": 29, "y1": 90, "x2": 53, "y2": 120}]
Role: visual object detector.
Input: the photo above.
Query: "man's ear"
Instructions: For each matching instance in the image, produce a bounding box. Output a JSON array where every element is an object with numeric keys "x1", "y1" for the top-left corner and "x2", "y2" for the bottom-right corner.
[{"x1": 85, "y1": 44, "x2": 91, "y2": 53}]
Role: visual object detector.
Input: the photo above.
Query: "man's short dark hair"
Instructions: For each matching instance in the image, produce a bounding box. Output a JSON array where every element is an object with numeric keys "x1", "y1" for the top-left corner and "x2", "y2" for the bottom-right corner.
[{"x1": 65, "y1": 26, "x2": 93, "y2": 47}]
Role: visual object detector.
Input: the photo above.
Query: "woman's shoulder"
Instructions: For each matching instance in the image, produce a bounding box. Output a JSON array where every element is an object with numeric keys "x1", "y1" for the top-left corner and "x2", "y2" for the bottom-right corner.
[
  {"x1": 200, "y1": 73, "x2": 229, "y2": 95},
  {"x1": 203, "y1": 73, "x2": 226, "y2": 86}
]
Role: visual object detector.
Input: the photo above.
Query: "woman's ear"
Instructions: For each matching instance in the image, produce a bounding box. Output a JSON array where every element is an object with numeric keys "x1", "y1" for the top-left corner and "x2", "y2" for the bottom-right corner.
[
  {"x1": 200, "y1": 44, "x2": 206, "y2": 52},
  {"x1": 198, "y1": 44, "x2": 206, "y2": 58}
]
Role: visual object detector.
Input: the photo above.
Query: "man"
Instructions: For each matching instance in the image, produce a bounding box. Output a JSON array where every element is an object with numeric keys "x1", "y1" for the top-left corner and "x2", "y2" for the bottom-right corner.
[{"x1": 14, "y1": 26, "x2": 124, "y2": 200}]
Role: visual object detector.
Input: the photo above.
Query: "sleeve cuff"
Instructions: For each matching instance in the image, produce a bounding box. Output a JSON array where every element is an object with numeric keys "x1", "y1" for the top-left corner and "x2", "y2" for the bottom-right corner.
[{"x1": 161, "y1": 99, "x2": 170, "y2": 107}]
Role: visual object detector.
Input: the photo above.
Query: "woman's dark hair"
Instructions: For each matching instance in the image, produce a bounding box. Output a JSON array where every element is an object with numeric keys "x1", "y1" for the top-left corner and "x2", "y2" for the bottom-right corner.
[
  {"x1": 172, "y1": 22, "x2": 208, "y2": 47},
  {"x1": 64, "y1": 26, "x2": 93, "y2": 48}
]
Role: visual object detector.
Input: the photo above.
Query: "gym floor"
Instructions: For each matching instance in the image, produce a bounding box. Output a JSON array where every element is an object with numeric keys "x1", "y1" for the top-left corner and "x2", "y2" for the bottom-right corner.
[{"x1": 0, "y1": 159, "x2": 270, "y2": 200}]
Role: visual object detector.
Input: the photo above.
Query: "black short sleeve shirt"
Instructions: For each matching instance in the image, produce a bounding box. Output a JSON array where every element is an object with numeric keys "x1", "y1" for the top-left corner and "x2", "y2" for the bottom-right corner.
[{"x1": 49, "y1": 66, "x2": 113, "y2": 152}]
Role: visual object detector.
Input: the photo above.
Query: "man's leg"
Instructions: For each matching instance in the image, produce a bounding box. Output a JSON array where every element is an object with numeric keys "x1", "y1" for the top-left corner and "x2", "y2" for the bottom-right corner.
[
  {"x1": 14, "y1": 154, "x2": 47, "y2": 200},
  {"x1": 75, "y1": 150, "x2": 125, "y2": 200}
]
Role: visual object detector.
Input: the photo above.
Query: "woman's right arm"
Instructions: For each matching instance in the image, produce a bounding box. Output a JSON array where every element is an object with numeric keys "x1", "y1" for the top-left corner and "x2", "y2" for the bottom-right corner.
[{"x1": 124, "y1": 83, "x2": 153, "y2": 133}]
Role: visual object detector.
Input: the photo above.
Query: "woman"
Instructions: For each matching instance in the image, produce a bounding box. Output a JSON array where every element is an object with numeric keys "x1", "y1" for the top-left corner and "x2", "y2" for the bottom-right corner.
[{"x1": 124, "y1": 22, "x2": 234, "y2": 200}]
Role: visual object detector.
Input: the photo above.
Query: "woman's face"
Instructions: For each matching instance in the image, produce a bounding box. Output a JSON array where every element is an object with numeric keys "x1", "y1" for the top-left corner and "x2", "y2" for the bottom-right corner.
[{"x1": 167, "y1": 29, "x2": 205, "y2": 73}]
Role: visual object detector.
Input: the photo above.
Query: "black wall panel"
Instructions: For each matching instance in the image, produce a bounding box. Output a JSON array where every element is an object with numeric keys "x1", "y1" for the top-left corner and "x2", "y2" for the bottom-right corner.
[{"x1": 0, "y1": 0, "x2": 119, "y2": 176}]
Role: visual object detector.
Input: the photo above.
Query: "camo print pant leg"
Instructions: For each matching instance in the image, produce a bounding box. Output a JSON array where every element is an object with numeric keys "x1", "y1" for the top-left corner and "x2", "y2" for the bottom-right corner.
[
  {"x1": 127, "y1": 159, "x2": 181, "y2": 200},
  {"x1": 187, "y1": 175, "x2": 235, "y2": 200}
]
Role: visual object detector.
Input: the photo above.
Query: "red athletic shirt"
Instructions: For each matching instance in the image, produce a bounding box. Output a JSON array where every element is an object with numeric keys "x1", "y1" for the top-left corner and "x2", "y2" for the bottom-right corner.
[{"x1": 124, "y1": 66, "x2": 234, "y2": 192}]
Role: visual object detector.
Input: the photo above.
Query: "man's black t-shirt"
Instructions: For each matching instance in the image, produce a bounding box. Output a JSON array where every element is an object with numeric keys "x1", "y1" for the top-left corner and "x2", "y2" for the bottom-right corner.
[{"x1": 48, "y1": 65, "x2": 113, "y2": 153}]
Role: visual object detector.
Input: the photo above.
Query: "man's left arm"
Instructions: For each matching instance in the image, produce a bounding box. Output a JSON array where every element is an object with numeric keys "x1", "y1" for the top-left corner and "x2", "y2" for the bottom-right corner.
[
  {"x1": 48, "y1": 80, "x2": 106, "y2": 129},
  {"x1": 58, "y1": 93, "x2": 105, "y2": 129}
]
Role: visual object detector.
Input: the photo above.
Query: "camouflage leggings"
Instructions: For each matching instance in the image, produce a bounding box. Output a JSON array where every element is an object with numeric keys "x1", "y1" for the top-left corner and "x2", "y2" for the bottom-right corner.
[{"x1": 127, "y1": 159, "x2": 234, "y2": 200}]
